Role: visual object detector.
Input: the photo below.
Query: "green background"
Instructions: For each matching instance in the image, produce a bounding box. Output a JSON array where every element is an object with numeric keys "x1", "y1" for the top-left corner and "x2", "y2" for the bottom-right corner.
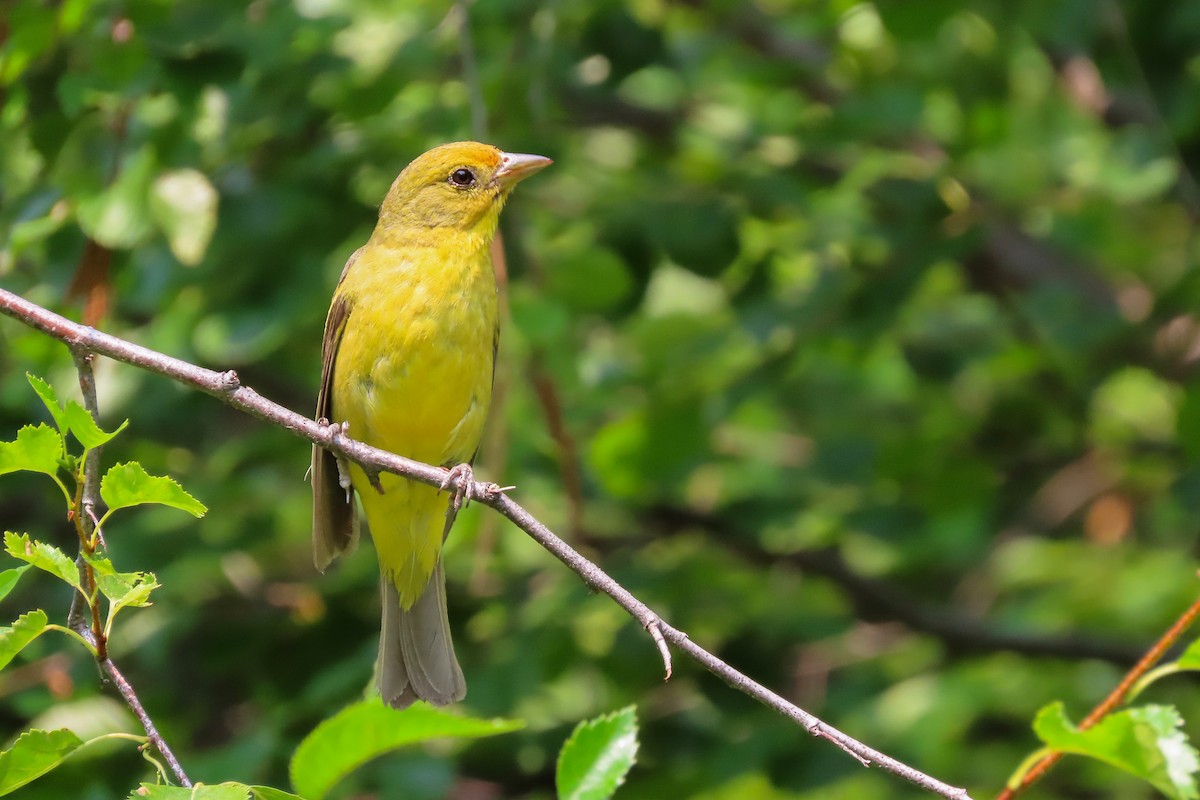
[{"x1": 2, "y1": 0, "x2": 1200, "y2": 797}]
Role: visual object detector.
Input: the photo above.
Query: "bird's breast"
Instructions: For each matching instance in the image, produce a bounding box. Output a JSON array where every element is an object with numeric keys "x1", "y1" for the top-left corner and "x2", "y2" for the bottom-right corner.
[{"x1": 332, "y1": 245, "x2": 498, "y2": 466}]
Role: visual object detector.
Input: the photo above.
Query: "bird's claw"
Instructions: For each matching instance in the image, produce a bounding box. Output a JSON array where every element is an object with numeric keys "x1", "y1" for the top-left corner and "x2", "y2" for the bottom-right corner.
[
  {"x1": 440, "y1": 463, "x2": 475, "y2": 514},
  {"x1": 439, "y1": 463, "x2": 476, "y2": 542},
  {"x1": 323, "y1": 419, "x2": 354, "y2": 503}
]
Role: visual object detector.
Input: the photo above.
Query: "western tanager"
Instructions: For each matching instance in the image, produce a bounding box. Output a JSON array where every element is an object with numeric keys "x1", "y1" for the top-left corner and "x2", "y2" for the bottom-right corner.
[{"x1": 311, "y1": 142, "x2": 551, "y2": 707}]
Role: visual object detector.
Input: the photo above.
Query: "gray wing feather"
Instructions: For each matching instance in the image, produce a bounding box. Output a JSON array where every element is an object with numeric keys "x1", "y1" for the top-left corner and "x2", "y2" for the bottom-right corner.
[{"x1": 311, "y1": 249, "x2": 362, "y2": 570}]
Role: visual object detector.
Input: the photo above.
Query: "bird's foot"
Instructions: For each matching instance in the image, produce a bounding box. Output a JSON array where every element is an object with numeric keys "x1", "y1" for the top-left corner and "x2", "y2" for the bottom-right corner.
[
  {"x1": 439, "y1": 463, "x2": 476, "y2": 514},
  {"x1": 439, "y1": 463, "x2": 476, "y2": 542},
  {"x1": 322, "y1": 419, "x2": 355, "y2": 502}
]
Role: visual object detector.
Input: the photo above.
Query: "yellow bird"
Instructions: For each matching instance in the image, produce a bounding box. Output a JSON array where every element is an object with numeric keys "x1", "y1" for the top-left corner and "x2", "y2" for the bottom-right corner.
[{"x1": 311, "y1": 142, "x2": 551, "y2": 707}]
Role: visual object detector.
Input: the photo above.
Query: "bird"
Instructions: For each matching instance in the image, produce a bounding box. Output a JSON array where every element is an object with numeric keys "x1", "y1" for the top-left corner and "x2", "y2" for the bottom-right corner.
[{"x1": 311, "y1": 141, "x2": 551, "y2": 707}]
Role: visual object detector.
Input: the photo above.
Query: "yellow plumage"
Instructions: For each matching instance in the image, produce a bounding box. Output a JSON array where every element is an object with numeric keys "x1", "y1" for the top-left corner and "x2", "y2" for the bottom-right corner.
[{"x1": 311, "y1": 142, "x2": 550, "y2": 707}]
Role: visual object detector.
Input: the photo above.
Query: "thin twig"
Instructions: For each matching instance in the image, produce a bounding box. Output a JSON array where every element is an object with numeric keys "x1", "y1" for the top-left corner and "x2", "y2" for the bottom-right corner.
[
  {"x1": 68, "y1": 351, "x2": 104, "y2": 648},
  {"x1": 529, "y1": 352, "x2": 585, "y2": 536},
  {"x1": 0, "y1": 289, "x2": 973, "y2": 800},
  {"x1": 79, "y1": 632, "x2": 192, "y2": 789},
  {"x1": 68, "y1": 346, "x2": 192, "y2": 788},
  {"x1": 997, "y1": 592, "x2": 1200, "y2": 799},
  {"x1": 645, "y1": 619, "x2": 672, "y2": 681}
]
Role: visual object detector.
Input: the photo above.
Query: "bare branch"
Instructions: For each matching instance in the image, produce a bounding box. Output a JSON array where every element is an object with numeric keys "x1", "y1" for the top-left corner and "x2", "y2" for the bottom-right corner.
[
  {"x1": 72, "y1": 625, "x2": 193, "y2": 788},
  {"x1": 0, "y1": 288, "x2": 973, "y2": 800}
]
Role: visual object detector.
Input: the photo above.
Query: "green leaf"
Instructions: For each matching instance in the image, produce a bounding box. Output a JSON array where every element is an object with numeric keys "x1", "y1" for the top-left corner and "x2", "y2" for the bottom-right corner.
[
  {"x1": 0, "y1": 728, "x2": 84, "y2": 796},
  {"x1": 0, "y1": 424, "x2": 63, "y2": 478},
  {"x1": 76, "y1": 146, "x2": 157, "y2": 249},
  {"x1": 250, "y1": 788, "x2": 306, "y2": 800},
  {"x1": 150, "y1": 168, "x2": 219, "y2": 266},
  {"x1": 1033, "y1": 701, "x2": 1200, "y2": 799},
  {"x1": 85, "y1": 554, "x2": 158, "y2": 611},
  {"x1": 1174, "y1": 639, "x2": 1200, "y2": 671},
  {"x1": 556, "y1": 706, "x2": 639, "y2": 800},
  {"x1": 290, "y1": 700, "x2": 523, "y2": 800},
  {"x1": 0, "y1": 566, "x2": 30, "y2": 604},
  {"x1": 131, "y1": 784, "x2": 254, "y2": 800},
  {"x1": 4, "y1": 533, "x2": 81, "y2": 591},
  {"x1": 25, "y1": 375, "x2": 68, "y2": 438},
  {"x1": 0, "y1": 610, "x2": 49, "y2": 671},
  {"x1": 62, "y1": 401, "x2": 127, "y2": 449},
  {"x1": 100, "y1": 462, "x2": 207, "y2": 518}
]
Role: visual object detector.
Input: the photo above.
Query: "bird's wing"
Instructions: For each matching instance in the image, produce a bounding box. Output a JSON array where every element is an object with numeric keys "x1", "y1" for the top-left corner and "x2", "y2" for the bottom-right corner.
[{"x1": 311, "y1": 247, "x2": 362, "y2": 570}]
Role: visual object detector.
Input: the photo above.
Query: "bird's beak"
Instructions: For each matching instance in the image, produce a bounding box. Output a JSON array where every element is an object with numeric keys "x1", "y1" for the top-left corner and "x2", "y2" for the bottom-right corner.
[{"x1": 495, "y1": 151, "x2": 553, "y2": 188}]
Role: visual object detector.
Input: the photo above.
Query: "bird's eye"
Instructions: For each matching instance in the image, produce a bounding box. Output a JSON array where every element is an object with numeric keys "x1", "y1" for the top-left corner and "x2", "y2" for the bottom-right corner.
[{"x1": 448, "y1": 168, "x2": 476, "y2": 188}]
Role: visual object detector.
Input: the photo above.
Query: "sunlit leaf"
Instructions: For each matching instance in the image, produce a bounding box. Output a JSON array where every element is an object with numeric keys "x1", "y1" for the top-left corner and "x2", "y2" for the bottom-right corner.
[
  {"x1": 62, "y1": 401, "x2": 127, "y2": 449},
  {"x1": 1033, "y1": 702, "x2": 1199, "y2": 799},
  {"x1": 85, "y1": 554, "x2": 158, "y2": 612},
  {"x1": 0, "y1": 610, "x2": 49, "y2": 671},
  {"x1": 0, "y1": 566, "x2": 30, "y2": 604},
  {"x1": 0, "y1": 728, "x2": 83, "y2": 796},
  {"x1": 131, "y1": 784, "x2": 254, "y2": 800},
  {"x1": 100, "y1": 462, "x2": 206, "y2": 517},
  {"x1": 151, "y1": 168, "x2": 219, "y2": 266},
  {"x1": 76, "y1": 147, "x2": 156, "y2": 249},
  {"x1": 290, "y1": 700, "x2": 523, "y2": 800},
  {"x1": 249, "y1": 788, "x2": 305, "y2": 800},
  {"x1": 0, "y1": 425, "x2": 63, "y2": 479},
  {"x1": 557, "y1": 706, "x2": 639, "y2": 800},
  {"x1": 25, "y1": 375, "x2": 68, "y2": 437},
  {"x1": 3, "y1": 533, "x2": 81, "y2": 591},
  {"x1": 1174, "y1": 639, "x2": 1200, "y2": 671},
  {"x1": 0, "y1": 5, "x2": 57, "y2": 86}
]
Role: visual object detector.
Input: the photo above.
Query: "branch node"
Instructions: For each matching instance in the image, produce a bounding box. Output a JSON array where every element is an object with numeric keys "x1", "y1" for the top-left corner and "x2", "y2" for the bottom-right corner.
[
  {"x1": 480, "y1": 482, "x2": 513, "y2": 500},
  {"x1": 219, "y1": 369, "x2": 241, "y2": 390}
]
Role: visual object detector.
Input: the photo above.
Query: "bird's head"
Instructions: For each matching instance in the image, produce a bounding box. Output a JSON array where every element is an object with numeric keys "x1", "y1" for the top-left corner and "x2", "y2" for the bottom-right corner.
[{"x1": 376, "y1": 141, "x2": 551, "y2": 237}]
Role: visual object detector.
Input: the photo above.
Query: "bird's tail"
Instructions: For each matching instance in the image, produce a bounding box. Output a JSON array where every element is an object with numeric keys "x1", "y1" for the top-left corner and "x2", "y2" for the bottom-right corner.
[{"x1": 378, "y1": 561, "x2": 466, "y2": 708}]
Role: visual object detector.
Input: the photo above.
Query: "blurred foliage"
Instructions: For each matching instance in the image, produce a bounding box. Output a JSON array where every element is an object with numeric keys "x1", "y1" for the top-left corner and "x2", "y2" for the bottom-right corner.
[{"x1": 2, "y1": 0, "x2": 1200, "y2": 797}]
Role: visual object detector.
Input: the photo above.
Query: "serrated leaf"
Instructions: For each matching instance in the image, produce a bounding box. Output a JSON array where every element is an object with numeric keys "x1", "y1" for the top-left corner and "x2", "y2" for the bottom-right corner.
[
  {"x1": 25, "y1": 375, "x2": 67, "y2": 437},
  {"x1": 1034, "y1": 701, "x2": 1200, "y2": 799},
  {"x1": 150, "y1": 168, "x2": 219, "y2": 266},
  {"x1": 0, "y1": 566, "x2": 30, "y2": 604},
  {"x1": 0, "y1": 728, "x2": 84, "y2": 795},
  {"x1": 62, "y1": 401, "x2": 127, "y2": 449},
  {"x1": 130, "y1": 784, "x2": 253, "y2": 800},
  {"x1": 290, "y1": 700, "x2": 523, "y2": 800},
  {"x1": 556, "y1": 706, "x2": 639, "y2": 800},
  {"x1": 4, "y1": 533, "x2": 81, "y2": 591},
  {"x1": 0, "y1": 424, "x2": 63, "y2": 478},
  {"x1": 100, "y1": 462, "x2": 206, "y2": 517},
  {"x1": 84, "y1": 554, "x2": 158, "y2": 611},
  {"x1": 110, "y1": 575, "x2": 158, "y2": 613},
  {"x1": 0, "y1": 610, "x2": 49, "y2": 671}
]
